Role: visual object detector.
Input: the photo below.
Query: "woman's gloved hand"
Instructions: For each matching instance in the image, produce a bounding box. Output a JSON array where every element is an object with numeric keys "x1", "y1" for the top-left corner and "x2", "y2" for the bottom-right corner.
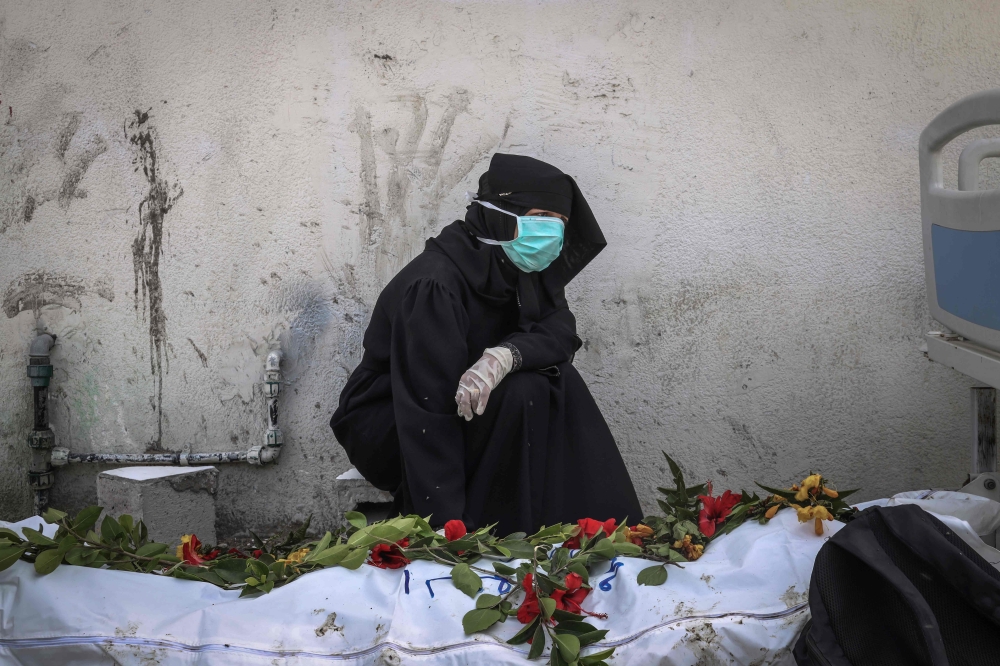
[{"x1": 455, "y1": 346, "x2": 514, "y2": 420}]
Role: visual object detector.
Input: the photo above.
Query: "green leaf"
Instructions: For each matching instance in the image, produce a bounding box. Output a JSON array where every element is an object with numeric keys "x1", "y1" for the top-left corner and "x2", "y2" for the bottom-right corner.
[
  {"x1": 71, "y1": 506, "x2": 103, "y2": 534},
  {"x1": 506, "y1": 617, "x2": 540, "y2": 645},
  {"x1": 311, "y1": 544, "x2": 350, "y2": 566},
  {"x1": 306, "y1": 532, "x2": 333, "y2": 561},
  {"x1": 554, "y1": 621, "x2": 598, "y2": 635},
  {"x1": 493, "y1": 562, "x2": 517, "y2": 576},
  {"x1": 451, "y1": 562, "x2": 482, "y2": 598},
  {"x1": 0, "y1": 528, "x2": 25, "y2": 544},
  {"x1": 0, "y1": 545, "x2": 26, "y2": 572},
  {"x1": 34, "y1": 548, "x2": 63, "y2": 575},
  {"x1": 581, "y1": 647, "x2": 615, "y2": 664},
  {"x1": 56, "y1": 535, "x2": 78, "y2": 555},
  {"x1": 42, "y1": 508, "x2": 67, "y2": 524},
  {"x1": 528, "y1": 623, "x2": 546, "y2": 660},
  {"x1": 553, "y1": 633, "x2": 580, "y2": 662},
  {"x1": 589, "y1": 538, "x2": 615, "y2": 561},
  {"x1": 636, "y1": 564, "x2": 668, "y2": 586},
  {"x1": 552, "y1": 609, "x2": 585, "y2": 623},
  {"x1": 666, "y1": 549, "x2": 689, "y2": 563},
  {"x1": 492, "y1": 545, "x2": 512, "y2": 558},
  {"x1": 345, "y1": 511, "x2": 367, "y2": 529},
  {"x1": 499, "y1": 540, "x2": 535, "y2": 560},
  {"x1": 549, "y1": 547, "x2": 570, "y2": 572},
  {"x1": 64, "y1": 546, "x2": 89, "y2": 566},
  {"x1": 577, "y1": 630, "x2": 609, "y2": 647},
  {"x1": 663, "y1": 452, "x2": 687, "y2": 499},
  {"x1": 613, "y1": 542, "x2": 642, "y2": 556},
  {"x1": 101, "y1": 515, "x2": 125, "y2": 542},
  {"x1": 539, "y1": 596, "x2": 556, "y2": 619},
  {"x1": 118, "y1": 514, "x2": 134, "y2": 534},
  {"x1": 756, "y1": 482, "x2": 793, "y2": 497},
  {"x1": 338, "y1": 547, "x2": 368, "y2": 570},
  {"x1": 135, "y1": 542, "x2": 168, "y2": 558},
  {"x1": 567, "y1": 561, "x2": 590, "y2": 583},
  {"x1": 476, "y1": 593, "x2": 502, "y2": 609},
  {"x1": 461, "y1": 608, "x2": 502, "y2": 634},
  {"x1": 22, "y1": 527, "x2": 56, "y2": 546},
  {"x1": 247, "y1": 558, "x2": 269, "y2": 579}
]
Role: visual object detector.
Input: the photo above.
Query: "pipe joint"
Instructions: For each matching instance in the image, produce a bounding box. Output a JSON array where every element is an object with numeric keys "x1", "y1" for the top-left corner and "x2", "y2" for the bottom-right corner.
[
  {"x1": 29, "y1": 429, "x2": 55, "y2": 449},
  {"x1": 28, "y1": 469, "x2": 54, "y2": 490},
  {"x1": 51, "y1": 447, "x2": 69, "y2": 466}
]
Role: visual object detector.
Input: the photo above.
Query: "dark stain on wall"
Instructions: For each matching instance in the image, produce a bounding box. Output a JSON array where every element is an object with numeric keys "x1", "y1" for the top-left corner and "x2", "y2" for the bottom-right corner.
[
  {"x1": 127, "y1": 109, "x2": 182, "y2": 451},
  {"x1": 187, "y1": 337, "x2": 208, "y2": 367},
  {"x1": 2, "y1": 270, "x2": 114, "y2": 318}
]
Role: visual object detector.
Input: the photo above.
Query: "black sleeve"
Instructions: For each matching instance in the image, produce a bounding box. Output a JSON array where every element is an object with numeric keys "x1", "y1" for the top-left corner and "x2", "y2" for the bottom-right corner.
[
  {"x1": 500, "y1": 305, "x2": 580, "y2": 371},
  {"x1": 389, "y1": 278, "x2": 470, "y2": 525}
]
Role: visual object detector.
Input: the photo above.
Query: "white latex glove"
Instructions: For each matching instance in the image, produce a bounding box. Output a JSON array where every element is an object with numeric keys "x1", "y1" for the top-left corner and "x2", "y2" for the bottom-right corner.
[{"x1": 455, "y1": 346, "x2": 514, "y2": 420}]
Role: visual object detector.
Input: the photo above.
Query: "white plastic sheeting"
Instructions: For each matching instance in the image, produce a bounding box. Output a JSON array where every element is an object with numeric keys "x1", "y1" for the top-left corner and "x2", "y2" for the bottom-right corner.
[{"x1": 0, "y1": 510, "x2": 832, "y2": 665}]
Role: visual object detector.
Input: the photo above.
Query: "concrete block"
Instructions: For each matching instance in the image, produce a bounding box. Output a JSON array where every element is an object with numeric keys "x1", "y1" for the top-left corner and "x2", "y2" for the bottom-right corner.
[
  {"x1": 97, "y1": 466, "x2": 218, "y2": 547},
  {"x1": 334, "y1": 468, "x2": 394, "y2": 523}
]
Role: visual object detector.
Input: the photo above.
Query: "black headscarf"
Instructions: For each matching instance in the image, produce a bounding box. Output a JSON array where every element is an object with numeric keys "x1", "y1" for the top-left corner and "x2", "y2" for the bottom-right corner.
[{"x1": 428, "y1": 153, "x2": 606, "y2": 325}]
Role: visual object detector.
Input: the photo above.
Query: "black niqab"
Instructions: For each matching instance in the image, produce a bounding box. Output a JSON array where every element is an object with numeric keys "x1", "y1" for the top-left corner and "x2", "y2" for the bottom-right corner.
[{"x1": 428, "y1": 153, "x2": 607, "y2": 326}]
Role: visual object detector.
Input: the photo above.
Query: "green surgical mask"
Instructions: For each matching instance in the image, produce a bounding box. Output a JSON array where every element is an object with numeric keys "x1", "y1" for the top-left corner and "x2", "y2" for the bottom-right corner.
[{"x1": 475, "y1": 200, "x2": 565, "y2": 273}]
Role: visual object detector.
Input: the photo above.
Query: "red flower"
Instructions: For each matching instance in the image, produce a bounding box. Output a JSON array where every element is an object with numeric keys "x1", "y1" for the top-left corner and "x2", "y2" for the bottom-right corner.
[
  {"x1": 203, "y1": 548, "x2": 221, "y2": 561},
  {"x1": 516, "y1": 573, "x2": 541, "y2": 624},
  {"x1": 368, "y1": 538, "x2": 410, "y2": 569},
  {"x1": 697, "y1": 487, "x2": 741, "y2": 538},
  {"x1": 563, "y1": 518, "x2": 617, "y2": 549},
  {"x1": 252, "y1": 549, "x2": 263, "y2": 559},
  {"x1": 550, "y1": 572, "x2": 590, "y2": 614},
  {"x1": 444, "y1": 520, "x2": 467, "y2": 542},
  {"x1": 180, "y1": 535, "x2": 205, "y2": 565},
  {"x1": 227, "y1": 548, "x2": 247, "y2": 559}
]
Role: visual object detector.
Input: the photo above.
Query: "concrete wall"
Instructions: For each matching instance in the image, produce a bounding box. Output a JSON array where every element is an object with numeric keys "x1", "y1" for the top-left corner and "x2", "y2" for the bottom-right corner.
[{"x1": 1, "y1": 0, "x2": 996, "y2": 537}]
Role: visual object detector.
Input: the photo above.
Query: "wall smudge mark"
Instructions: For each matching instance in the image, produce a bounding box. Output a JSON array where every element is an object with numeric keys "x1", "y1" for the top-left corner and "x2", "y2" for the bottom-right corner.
[
  {"x1": 2, "y1": 270, "x2": 114, "y2": 319},
  {"x1": 187, "y1": 338, "x2": 208, "y2": 367},
  {"x1": 128, "y1": 109, "x2": 182, "y2": 451}
]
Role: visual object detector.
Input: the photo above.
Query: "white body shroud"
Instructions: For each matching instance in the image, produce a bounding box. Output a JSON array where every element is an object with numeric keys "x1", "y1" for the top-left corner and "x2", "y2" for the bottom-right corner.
[{"x1": 2, "y1": 494, "x2": 996, "y2": 666}]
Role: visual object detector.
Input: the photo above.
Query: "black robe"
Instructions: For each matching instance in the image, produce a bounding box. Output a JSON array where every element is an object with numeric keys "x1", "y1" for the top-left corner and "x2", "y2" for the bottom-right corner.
[{"x1": 331, "y1": 153, "x2": 642, "y2": 535}]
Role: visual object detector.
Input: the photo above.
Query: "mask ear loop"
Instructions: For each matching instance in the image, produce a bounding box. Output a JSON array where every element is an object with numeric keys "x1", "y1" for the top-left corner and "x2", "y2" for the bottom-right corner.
[{"x1": 474, "y1": 200, "x2": 519, "y2": 246}]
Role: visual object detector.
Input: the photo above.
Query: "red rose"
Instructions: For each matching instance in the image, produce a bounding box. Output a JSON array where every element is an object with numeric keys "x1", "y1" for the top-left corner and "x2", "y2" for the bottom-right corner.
[
  {"x1": 697, "y1": 488, "x2": 741, "y2": 538},
  {"x1": 368, "y1": 538, "x2": 410, "y2": 569},
  {"x1": 252, "y1": 549, "x2": 263, "y2": 559},
  {"x1": 516, "y1": 573, "x2": 541, "y2": 624},
  {"x1": 444, "y1": 520, "x2": 467, "y2": 541},
  {"x1": 563, "y1": 517, "x2": 617, "y2": 549}
]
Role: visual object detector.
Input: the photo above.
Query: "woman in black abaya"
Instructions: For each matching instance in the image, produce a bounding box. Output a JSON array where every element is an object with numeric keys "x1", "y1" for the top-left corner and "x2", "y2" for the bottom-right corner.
[{"x1": 331, "y1": 153, "x2": 642, "y2": 535}]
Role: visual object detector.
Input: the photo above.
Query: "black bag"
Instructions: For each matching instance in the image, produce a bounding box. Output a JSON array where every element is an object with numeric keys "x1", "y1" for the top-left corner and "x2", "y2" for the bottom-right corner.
[{"x1": 795, "y1": 504, "x2": 1000, "y2": 666}]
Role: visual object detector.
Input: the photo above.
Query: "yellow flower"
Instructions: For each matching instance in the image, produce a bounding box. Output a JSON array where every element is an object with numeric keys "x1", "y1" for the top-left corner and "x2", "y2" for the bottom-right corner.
[
  {"x1": 821, "y1": 487, "x2": 839, "y2": 499},
  {"x1": 279, "y1": 547, "x2": 310, "y2": 566},
  {"x1": 176, "y1": 534, "x2": 192, "y2": 559},
  {"x1": 795, "y1": 505, "x2": 815, "y2": 522},
  {"x1": 813, "y1": 505, "x2": 833, "y2": 521},
  {"x1": 672, "y1": 534, "x2": 704, "y2": 561},
  {"x1": 629, "y1": 524, "x2": 655, "y2": 538},
  {"x1": 796, "y1": 474, "x2": 822, "y2": 501},
  {"x1": 764, "y1": 504, "x2": 780, "y2": 519},
  {"x1": 814, "y1": 518, "x2": 825, "y2": 536}
]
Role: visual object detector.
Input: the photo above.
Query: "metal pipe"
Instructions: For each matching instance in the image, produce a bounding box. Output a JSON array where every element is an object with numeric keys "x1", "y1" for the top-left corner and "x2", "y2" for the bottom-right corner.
[
  {"x1": 50, "y1": 448, "x2": 249, "y2": 466},
  {"x1": 249, "y1": 349, "x2": 283, "y2": 465},
  {"x1": 28, "y1": 333, "x2": 56, "y2": 515}
]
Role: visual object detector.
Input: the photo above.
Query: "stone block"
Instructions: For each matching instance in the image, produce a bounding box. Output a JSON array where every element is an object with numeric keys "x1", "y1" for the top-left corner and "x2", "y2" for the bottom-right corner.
[
  {"x1": 97, "y1": 466, "x2": 218, "y2": 547},
  {"x1": 334, "y1": 468, "x2": 394, "y2": 523}
]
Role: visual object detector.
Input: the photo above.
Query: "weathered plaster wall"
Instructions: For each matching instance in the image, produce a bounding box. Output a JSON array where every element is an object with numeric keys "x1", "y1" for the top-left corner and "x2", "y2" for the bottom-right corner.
[{"x1": 1, "y1": 0, "x2": 996, "y2": 535}]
